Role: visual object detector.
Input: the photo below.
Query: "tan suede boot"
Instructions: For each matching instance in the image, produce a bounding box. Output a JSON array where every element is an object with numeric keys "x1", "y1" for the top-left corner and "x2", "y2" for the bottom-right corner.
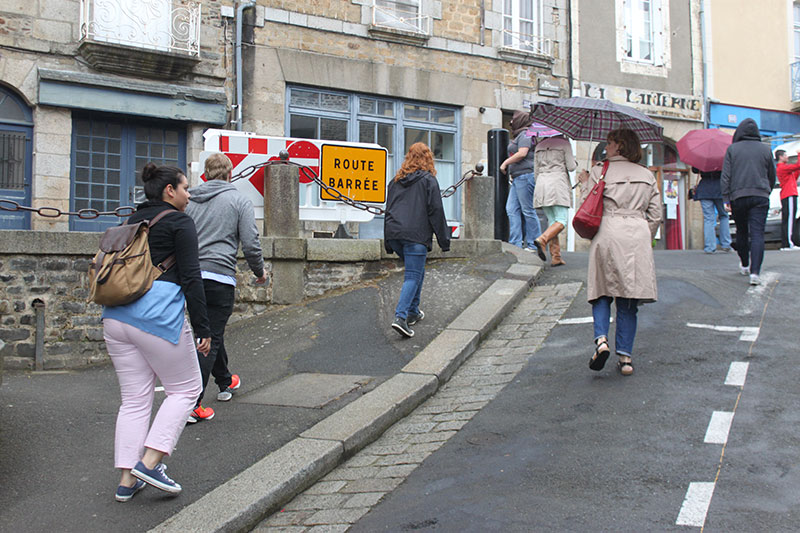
[
  {"x1": 533, "y1": 222, "x2": 565, "y2": 262},
  {"x1": 549, "y1": 238, "x2": 565, "y2": 266}
]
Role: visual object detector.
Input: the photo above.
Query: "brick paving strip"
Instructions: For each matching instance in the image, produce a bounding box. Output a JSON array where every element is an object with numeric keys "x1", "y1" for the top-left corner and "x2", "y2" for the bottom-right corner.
[{"x1": 253, "y1": 282, "x2": 582, "y2": 532}]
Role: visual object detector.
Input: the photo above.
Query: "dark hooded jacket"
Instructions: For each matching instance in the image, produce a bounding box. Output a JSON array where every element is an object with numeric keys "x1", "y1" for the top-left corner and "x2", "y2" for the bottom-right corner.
[
  {"x1": 383, "y1": 170, "x2": 450, "y2": 253},
  {"x1": 720, "y1": 118, "x2": 776, "y2": 202}
]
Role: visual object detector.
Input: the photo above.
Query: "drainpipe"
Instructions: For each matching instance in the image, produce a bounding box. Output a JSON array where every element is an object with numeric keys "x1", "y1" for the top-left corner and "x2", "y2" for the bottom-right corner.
[
  {"x1": 700, "y1": 0, "x2": 709, "y2": 128},
  {"x1": 235, "y1": 0, "x2": 256, "y2": 131}
]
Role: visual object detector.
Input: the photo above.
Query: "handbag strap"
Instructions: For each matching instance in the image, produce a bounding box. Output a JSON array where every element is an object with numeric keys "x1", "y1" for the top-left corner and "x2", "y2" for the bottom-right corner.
[{"x1": 599, "y1": 160, "x2": 610, "y2": 180}]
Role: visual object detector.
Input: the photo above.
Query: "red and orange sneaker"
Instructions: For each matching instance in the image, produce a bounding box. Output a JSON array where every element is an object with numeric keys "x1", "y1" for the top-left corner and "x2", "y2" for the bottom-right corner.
[
  {"x1": 187, "y1": 405, "x2": 214, "y2": 424},
  {"x1": 217, "y1": 375, "x2": 241, "y2": 402}
]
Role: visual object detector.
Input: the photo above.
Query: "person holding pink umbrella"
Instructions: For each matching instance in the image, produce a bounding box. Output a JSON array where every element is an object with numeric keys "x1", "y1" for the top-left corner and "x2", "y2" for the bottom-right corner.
[{"x1": 691, "y1": 168, "x2": 732, "y2": 253}]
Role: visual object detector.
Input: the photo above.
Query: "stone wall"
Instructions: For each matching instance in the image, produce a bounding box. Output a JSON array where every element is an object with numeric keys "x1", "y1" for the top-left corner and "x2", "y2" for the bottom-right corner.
[{"x1": 0, "y1": 230, "x2": 500, "y2": 370}]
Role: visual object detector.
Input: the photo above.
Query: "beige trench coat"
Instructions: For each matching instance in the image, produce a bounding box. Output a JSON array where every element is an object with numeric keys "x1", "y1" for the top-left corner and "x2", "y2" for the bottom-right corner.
[
  {"x1": 533, "y1": 136, "x2": 577, "y2": 208},
  {"x1": 579, "y1": 155, "x2": 662, "y2": 303}
]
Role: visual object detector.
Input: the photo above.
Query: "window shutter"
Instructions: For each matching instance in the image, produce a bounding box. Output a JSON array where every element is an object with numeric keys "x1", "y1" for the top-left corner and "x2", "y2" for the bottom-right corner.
[{"x1": 652, "y1": 0, "x2": 665, "y2": 66}]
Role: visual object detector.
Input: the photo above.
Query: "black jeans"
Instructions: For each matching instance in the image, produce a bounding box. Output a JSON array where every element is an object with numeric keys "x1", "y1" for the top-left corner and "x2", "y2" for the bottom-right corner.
[
  {"x1": 731, "y1": 196, "x2": 769, "y2": 275},
  {"x1": 196, "y1": 279, "x2": 235, "y2": 406}
]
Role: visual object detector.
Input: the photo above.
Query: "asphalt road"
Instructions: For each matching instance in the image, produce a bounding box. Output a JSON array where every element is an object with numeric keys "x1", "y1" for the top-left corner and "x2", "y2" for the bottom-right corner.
[
  {"x1": 0, "y1": 252, "x2": 513, "y2": 533},
  {"x1": 350, "y1": 250, "x2": 800, "y2": 532}
]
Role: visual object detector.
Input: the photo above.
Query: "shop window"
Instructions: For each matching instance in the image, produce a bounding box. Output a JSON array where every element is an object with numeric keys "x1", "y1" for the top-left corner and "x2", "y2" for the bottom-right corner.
[
  {"x1": 70, "y1": 115, "x2": 185, "y2": 232},
  {"x1": 286, "y1": 87, "x2": 460, "y2": 228}
]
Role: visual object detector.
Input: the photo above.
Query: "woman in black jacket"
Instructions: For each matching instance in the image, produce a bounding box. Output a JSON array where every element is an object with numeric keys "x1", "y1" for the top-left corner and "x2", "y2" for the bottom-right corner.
[
  {"x1": 102, "y1": 163, "x2": 210, "y2": 501},
  {"x1": 384, "y1": 143, "x2": 450, "y2": 338}
]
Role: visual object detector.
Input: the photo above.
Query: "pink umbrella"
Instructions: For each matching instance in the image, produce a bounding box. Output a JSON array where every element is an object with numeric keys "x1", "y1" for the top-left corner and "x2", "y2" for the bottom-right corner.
[
  {"x1": 676, "y1": 129, "x2": 732, "y2": 172},
  {"x1": 525, "y1": 122, "x2": 561, "y2": 138}
]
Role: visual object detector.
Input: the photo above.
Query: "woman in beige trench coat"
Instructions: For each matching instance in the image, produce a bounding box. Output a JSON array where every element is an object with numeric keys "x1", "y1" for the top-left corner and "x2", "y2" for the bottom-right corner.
[
  {"x1": 533, "y1": 134, "x2": 577, "y2": 265},
  {"x1": 577, "y1": 128, "x2": 662, "y2": 376}
]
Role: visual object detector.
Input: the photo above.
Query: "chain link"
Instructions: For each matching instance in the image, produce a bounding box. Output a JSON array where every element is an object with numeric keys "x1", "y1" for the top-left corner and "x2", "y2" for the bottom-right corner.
[
  {"x1": 0, "y1": 200, "x2": 138, "y2": 219},
  {"x1": 0, "y1": 161, "x2": 483, "y2": 219}
]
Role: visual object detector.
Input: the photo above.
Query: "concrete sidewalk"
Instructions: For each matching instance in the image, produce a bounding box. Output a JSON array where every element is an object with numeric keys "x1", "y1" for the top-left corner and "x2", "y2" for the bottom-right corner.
[
  {"x1": 0, "y1": 244, "x2": 540, "y2": 533},
  {"x1": 152, "y1": 245, "x2": 541, "y2": 533}
]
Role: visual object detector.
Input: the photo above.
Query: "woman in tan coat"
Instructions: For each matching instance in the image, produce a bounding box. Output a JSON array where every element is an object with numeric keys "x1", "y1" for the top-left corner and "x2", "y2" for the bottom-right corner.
[
  {"x1": 577, "y1": 128, "x2": 661, "y2": 376},
  {"x1": 532, "y1": 134, "x2": 577, "y2": 265}
]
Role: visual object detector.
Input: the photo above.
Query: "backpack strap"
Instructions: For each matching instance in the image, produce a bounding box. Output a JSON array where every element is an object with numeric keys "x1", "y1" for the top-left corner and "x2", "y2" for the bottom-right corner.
[{"x1": 144, "y1": 209, "x2": 179, "y2": 273}]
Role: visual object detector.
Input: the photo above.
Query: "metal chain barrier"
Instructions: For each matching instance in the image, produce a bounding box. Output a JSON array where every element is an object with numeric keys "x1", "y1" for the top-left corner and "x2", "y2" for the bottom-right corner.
[
  {"x1": 0, "y1": 199, "x2": 136, "y2": 219},
  {"x1": 0, "y1": 156, "x2": 484, "y2": 219}
]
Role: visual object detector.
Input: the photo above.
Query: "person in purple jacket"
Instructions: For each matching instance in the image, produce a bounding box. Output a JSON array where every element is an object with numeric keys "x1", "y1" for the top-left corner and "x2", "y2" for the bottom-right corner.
[{"x1": 384, "y1": 143, "x2": 451, "y2": 338}]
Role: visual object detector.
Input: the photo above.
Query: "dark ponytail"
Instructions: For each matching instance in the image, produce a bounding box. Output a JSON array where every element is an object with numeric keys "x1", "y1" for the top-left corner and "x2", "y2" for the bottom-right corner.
[{"x1": 141, "y1": 163, "x2": 185, "y2": 201}]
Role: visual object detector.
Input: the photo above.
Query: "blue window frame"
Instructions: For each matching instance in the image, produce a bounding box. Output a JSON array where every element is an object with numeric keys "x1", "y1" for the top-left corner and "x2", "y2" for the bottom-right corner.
[
  {"x1": 0, "y1": 86, "x2": 33, "y2": 230},
  {"x1": 70, "y1": 114, "x2": 185, "y2": 232},
  {"x1": 286, "y1": 86, "x2": 461, "y2": 235}
]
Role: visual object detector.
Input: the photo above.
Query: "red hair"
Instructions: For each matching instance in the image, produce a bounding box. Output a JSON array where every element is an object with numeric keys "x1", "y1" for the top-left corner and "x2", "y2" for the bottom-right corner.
[{"x1": 394, "y1": 142, "x2": 437, "y2": 181}]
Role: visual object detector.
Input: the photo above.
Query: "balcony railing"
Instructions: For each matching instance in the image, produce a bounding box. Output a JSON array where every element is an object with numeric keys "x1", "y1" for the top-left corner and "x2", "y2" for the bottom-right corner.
[
  {"x1": 372, "y1": 4, "x2": 431, "y2": 35},
  {"x1": 792, "y1": 61, "x2": 800, "y2": 102},
  {"x1": 80, "y1": 0, "x2": 201, "y2": 56},
  {"x1": 500, "y1": 28, "x2": 552, "y2": 57}
]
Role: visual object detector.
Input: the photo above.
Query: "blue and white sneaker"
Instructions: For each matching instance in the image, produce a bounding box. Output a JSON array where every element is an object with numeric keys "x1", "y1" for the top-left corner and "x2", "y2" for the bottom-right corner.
[
  {"x1": 131, "y1": 461, "x2": 182, "y2": 494},
  {"x1": 115, "y1": 479, "x2": 145, "y2": 502}
]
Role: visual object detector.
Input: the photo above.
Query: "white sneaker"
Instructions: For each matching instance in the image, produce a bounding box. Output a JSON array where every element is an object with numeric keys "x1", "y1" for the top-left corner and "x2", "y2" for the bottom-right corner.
[
  {"x1": 739, "y1": 264, "x2": 750, "y2": 276},
  {"x1": 749, "y1": 273, "x2": 760, "y2": 285}
]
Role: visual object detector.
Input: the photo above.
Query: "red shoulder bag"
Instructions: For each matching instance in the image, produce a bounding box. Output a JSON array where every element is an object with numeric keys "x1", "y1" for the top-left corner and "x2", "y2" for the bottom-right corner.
[{"x1": 572, "y1": 160, "x2": 609, "y2": 240}]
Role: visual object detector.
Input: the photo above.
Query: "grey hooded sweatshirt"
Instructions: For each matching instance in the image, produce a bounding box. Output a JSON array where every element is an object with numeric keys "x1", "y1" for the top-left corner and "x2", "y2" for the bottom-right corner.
[
  {"x1": 185, "y1": 180, "x2": 264, "y2": 279},
  {"x1": 720, "y1": 118, "x2": 776, "y2": 202}
]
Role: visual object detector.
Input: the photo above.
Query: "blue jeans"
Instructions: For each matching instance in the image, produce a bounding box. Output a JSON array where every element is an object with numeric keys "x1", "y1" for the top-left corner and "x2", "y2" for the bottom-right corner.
[
  {"x1": 591, "y1": 296, "x2": 639, "y2": 356},
  {"x1": 700, "y1": 199, "x2": 731, "y2": 252},
  {"x1": 505, "y1": 173, "x2": 541, "y2": 248},
  {"x1": 387, "y1": 240, "x2": 427, "y2": 320},
  {"x1": 731, "y1": 196, "x2": 769, "y2": 275}
]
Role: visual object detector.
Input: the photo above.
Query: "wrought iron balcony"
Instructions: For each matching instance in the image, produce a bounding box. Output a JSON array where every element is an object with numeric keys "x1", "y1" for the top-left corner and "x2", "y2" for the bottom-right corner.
[
  {"x1": 792, "y1": 61, "x2": 800, "y2": 102},
  {"x1": 78, "y1": 0, "x2": 202, "y2": 78},
  {"x1": 369, "y1": 3, "x2": 431, "y2": 45},
  {"x1": 500, "y1": 28, "x2": 552, "y2": 57}
]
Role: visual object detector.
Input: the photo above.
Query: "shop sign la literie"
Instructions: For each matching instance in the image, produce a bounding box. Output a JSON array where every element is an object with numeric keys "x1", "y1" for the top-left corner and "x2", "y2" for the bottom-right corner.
[{"x1": 582, "y1": 82, "x2": 703, "y2": 122}]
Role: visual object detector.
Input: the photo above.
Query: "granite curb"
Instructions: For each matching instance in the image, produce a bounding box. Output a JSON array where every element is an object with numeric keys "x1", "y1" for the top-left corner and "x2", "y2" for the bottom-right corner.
[{"x1": 151, "y1": 255, "x2": 542, "y2": 533}]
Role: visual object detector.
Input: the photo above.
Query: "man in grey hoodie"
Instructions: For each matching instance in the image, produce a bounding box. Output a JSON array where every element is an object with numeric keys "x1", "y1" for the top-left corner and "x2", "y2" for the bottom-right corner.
[
  {"x1": 185, "y1": 153, "x2": 266, "y2": 422},
  {"x1": 721, "y1": 118, "x2": 776, "y2": 286}
]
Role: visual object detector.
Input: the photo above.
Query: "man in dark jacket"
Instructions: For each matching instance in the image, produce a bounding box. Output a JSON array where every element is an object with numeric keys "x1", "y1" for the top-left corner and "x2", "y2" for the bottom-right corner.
[
  {"x1": 185, "y1": 153, "x2": 266, "y2": 423},
  {"x1": 721, "y1": 118, "x2": 776, "y2": 285}
]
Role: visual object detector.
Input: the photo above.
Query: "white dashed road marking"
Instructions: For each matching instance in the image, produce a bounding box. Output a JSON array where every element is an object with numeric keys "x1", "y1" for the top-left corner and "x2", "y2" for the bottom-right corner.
[
  {"x1": 557, "y1": 316, "x2": 612, "y2": 325},
  {"x1": 725, "y1": 362, "x2": 749, "y2": 387},
  {"x1": 704, "y1": 411, "x2": 734, "y2": 445},
  {"x1": 686, "y1": 323, "x2": 760, "y2": 342},
  {"x1": 676, "y1": 482, "x2": 716, "y2": 527}
]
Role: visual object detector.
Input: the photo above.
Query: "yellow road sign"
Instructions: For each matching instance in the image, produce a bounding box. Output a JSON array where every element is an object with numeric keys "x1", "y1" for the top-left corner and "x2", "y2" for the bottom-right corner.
[{"x1": 319, "y1": 144, "x2": 387, "y2": 203}]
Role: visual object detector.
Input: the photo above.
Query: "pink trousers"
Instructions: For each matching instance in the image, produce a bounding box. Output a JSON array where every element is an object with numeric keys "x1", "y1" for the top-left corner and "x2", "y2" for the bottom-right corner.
[{"x1": 103, "y1": 318, "x2": 202, "y2": 469}]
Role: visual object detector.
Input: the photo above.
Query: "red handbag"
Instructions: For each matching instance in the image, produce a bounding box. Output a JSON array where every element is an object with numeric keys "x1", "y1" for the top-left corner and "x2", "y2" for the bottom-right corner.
[{"x1": 572, "y1": 160, "x2": 609, "y2": 240}]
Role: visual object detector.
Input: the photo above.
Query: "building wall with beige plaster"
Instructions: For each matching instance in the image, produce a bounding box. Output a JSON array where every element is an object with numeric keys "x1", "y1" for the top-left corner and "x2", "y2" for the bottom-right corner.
[{"x1": 708, "y1": 0, "x2": 793, "y2": 110}]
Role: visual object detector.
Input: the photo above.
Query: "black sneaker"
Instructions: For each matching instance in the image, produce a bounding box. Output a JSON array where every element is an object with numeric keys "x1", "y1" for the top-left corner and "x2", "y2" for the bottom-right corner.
[
  {"x1": 407, "y1": 309, "x2": 425, "y2": 326},
  {"x1": 391, "y1": 317, "x2": 414, "y2": 338}
]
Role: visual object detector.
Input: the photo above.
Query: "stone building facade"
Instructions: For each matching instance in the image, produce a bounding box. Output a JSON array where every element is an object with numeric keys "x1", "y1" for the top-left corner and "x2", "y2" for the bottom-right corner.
[
  {"x1": 0, "y1": 0, "x2": 232, "y2": 232},
  {"x1": 571, "y1": 0, "x2": 705, "y2": 251},
  {"x1": 240, "y1": 0, "x2": 571, "y2": 237}
]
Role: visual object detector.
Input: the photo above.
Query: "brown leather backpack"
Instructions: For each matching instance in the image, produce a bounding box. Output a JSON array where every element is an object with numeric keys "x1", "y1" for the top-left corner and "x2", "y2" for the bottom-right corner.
[{"x1": 88, "y1": 210, "x2": 177, "y2": 306}]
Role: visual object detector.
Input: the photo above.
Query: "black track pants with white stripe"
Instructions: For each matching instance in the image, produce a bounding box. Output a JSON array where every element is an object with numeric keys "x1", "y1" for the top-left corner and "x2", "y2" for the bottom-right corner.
[{"x1": 780, "y1": 195, "x2": 800, "y2": 248}]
